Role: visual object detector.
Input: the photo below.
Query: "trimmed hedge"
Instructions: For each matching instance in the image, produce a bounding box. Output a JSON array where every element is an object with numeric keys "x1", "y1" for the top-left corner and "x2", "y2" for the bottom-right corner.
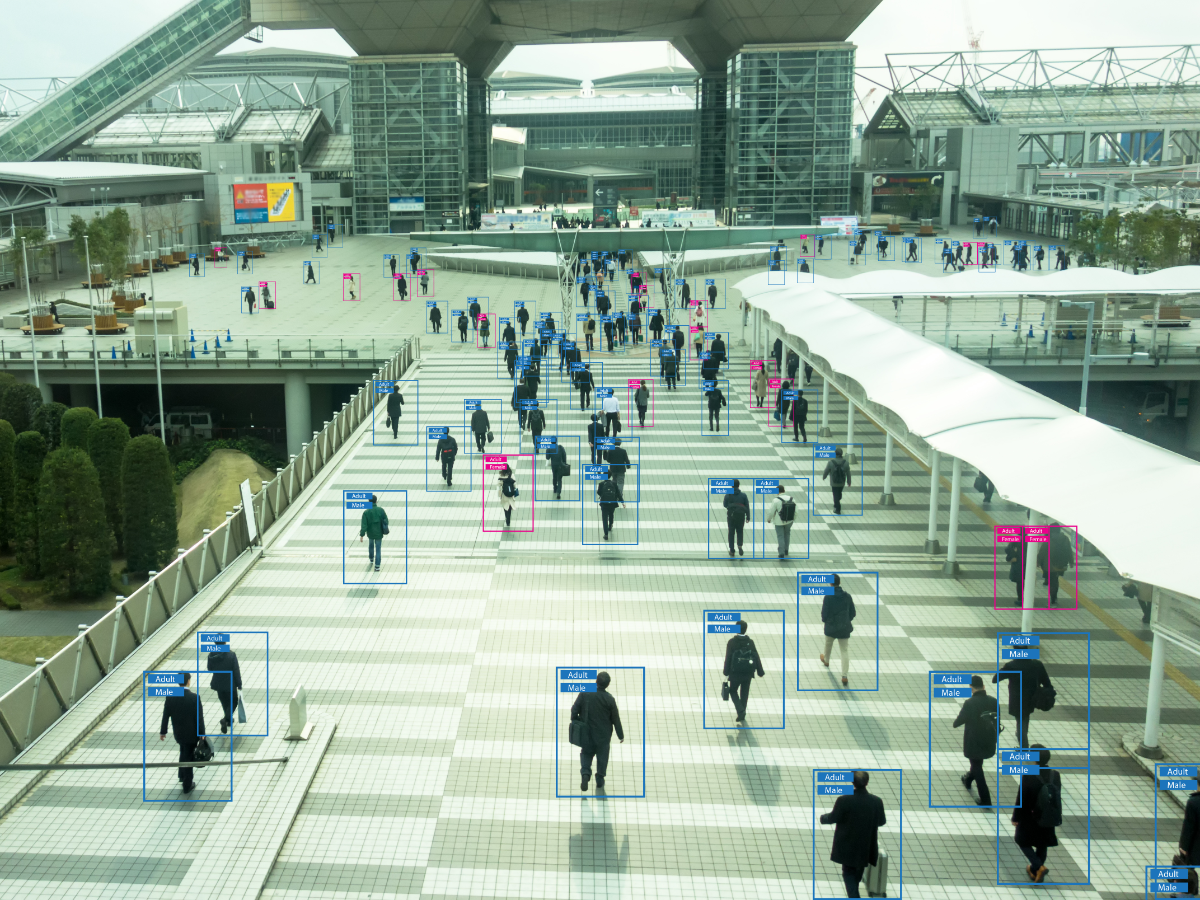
[
  {"x1": 61, "y1": 406, "x2": 98, "y2": 450},
  {"x1": 122, "y1": 435, "x2": 177, "y2": 574},
  {"x1": 38, "y1": 448, "x2": 112, "y2": 597},
  {"x1": 88, "y1": 417, "x2": 130, "y2": 554},
  {"x1": 13, "y1": 431, "x2": 47, "y2": 578}
]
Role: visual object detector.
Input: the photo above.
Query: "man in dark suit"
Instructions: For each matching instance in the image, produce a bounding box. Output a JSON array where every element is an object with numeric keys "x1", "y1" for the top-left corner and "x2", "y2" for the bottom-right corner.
[
  {"x1": 159, "y1": 672, "x2": 205, "y2": 794},
  {"x1": 954, "y1": 675, "x2": 999, "y2": 805},
  {"x1": 994, "y1": 656, "x2": 1053, "y2": 748},
  {"x1": 723, "y1": 620, "x2": 765, "y2": 724},
  {"x1": 819, "y1": 771, "x2": 887, "y2": 898},
  {"x1": 570, "y1": 670, "x2": 624, "y2": 794},
  {"x1": 207, "y1": 647, "x2": 242, "y2": 734}
]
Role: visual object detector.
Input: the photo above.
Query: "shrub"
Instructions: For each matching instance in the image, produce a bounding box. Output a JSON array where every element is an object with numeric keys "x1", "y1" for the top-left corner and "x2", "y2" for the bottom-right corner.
[
  {"x1": 13, "y1": 431, "x2": 48, "y2": 578},
  {"x1": 38, "y1": 448, "x2": 112, "y2": 597},
  {"x1": 2, "y1": 383, "x2": 44, "y2": 434},
  {"x1": 88, "y1": 417, "x2": 130, "y2": 554},
  {"x1": 122, "y1": 435, "x2": 177, "y2": 574},
  {"x1": 0, "y1": 420, "x2": 13, "y2": 552},
  {"x1": 60, "y1": 407, "x2": 98, "y2": 450},
  {"x1": 170, "y1": 436, "x2": 285, "y2": 483},
  {"x1": 33, "y1": 402, "x2": 68, "y2": 450}
]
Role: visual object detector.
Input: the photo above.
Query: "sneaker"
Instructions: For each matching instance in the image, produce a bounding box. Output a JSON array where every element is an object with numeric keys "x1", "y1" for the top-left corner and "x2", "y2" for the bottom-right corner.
[
  {"x1": 374, "y1": 566, "x2": 380, "y2": 572},
  {"x1": 581, "y1": 779, "x2": 589, "y2": 792},
  {"x1": 961, "y1": 774, "x2": 971, "y2": 791}
]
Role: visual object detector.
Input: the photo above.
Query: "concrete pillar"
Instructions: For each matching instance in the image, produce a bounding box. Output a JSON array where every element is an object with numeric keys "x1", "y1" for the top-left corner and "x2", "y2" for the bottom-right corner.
[
  {"x1": 943, "y1": 457, "x2": 962, "y2": 576},
  {"x1": 1186, "y1": 381, "x2": 1200, "y2": 453},
  {"x1": 846, "y1": 399, "x2": 856, "y2": 463},
  {"x1": 68, "y1": 383, "x2": 96, "y2": 410},
  {"x1": 753, "y1": 307, "x2": 761, "y2": 358},
  {"x1": 1020, "y1": 511, "x2": 1043, "y2": 634},
  {"x1": 284, "y1": 372, "x2": 311, "y2": 458},
  {"x1": 1138, "y1": 623, "x2": 1167, "y2": 759},
  {"x1": 924, "y1": 450, "x2": 940, "y2": 553},
  {"x1": 37, "y1": 380, "x2": 52, "y2": 403},
  {"x1": 819, "y1": 380, "x2": 831, "y2": 438},
  {"x1": 878, "y1": 433, "x2": 895, "y2": 506}
]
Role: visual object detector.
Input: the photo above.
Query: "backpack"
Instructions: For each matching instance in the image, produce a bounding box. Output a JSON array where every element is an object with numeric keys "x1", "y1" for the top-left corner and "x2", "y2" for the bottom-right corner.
[
  {"x1": 379, "y1": 510, "x2": 389, "y2": 536},
  {"x1": 502, "y1": 479, "x2": 517, "y2": 498},
  {"x1": 731, "y1": 639, "x2": 756, "y2": 675},
  {"x1": 598, "y1": 480, "x2": 620, "y2": 502},
  {"x1": 1035, "y1": 773, "x2": 1062, "y2": 828},
  {"x1": 442, "y1": 437, "x2": 457, "y2": 459},
  {"x1": 779, "y1": 499, "x2": 796, "y2": 523},
  {"x1": 1032, "y1": 684, "x2": 1057, "y2": 711}
]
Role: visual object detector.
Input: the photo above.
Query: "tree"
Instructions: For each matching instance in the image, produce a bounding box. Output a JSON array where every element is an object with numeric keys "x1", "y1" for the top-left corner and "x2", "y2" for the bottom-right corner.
[
  {"x1": 88, "y1": 417, "x2": 130, "y2": 554},
  {"x1": 13, "y1": 431, "x2": 47, "y2": 578},
  {"x1": 1, "y1": 382, "x2": 44, "y2": 434},
  {"x1": 38, "y1": 448, "x2": 112, "y2": 598},
  {"x1": 122, "y1": 435, "x2": 176, "y2": 573},
  {"x1": 11, "y1": 227, "x2": 48, "y2": 299},
  {"x1": 32, "y1": 402, "x2": 68, "y2": 450},
  {"x1": 60, "y1": 406, "x2": 98, "y2": 451},
  {"x1": 68, "y1": 207, "x2": 134, "y2": 300},
  {"x1": 0, "y1": 420, "x2": 14, "y2": 552}
]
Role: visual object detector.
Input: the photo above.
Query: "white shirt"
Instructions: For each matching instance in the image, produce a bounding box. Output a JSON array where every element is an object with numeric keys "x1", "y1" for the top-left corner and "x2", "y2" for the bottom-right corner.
[{"x1": 602, "y1": 396, "x2": 619, "y2": 415}]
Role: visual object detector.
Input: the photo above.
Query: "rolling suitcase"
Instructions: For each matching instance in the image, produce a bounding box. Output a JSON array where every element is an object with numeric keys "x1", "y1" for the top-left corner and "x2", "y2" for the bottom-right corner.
[{"x1": 864, "y1": 848, "x2": 888, "y2": 897}]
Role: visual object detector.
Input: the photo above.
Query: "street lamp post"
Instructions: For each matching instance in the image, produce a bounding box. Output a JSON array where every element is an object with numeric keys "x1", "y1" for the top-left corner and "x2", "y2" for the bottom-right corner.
[
  {"x1": 82, "y1": 235, "x2": 103, "y2": 416},
  {"x1": 145, "y1": 233, "x2": 166, "y2": 440},
  {"x1": 20, "y1": 238, "x2": 39, "y2": 389}
]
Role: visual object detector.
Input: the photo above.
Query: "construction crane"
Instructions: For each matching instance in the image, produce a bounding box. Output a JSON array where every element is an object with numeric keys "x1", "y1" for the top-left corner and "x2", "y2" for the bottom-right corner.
[
  {"x1": 855, "y1": 86, "x2": 877, "y2": 123},
  {"x1": 963, "y1": 3, "x2": 983, "y2": 65}
]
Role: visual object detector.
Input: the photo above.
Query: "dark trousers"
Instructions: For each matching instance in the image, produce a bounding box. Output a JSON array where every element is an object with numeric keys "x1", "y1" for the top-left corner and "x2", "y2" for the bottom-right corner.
[
  {"x1": 580, "y1": 742, "x2": 611, "y2": 786},
  {"x1": 601, "y1": 503, "x2": 616, "y2": 535},
  {"x1": 586, "y1": 334, "x2": 594, "y2": 350},
  {"x1": 1018, "y1": 844, "x2": 1048, "y2": 871},
  {"x1": 727, "y1": 518, "x2": 744, "y2": 552},
  {"x1": 517, "y1": 409, "x2": 527, "y2": 430},
  {"x1": 637, "y1": 406, "x2": 647, "y2": 426},
  {"x1": 1047, "y1": 569, "x2": 1061, "y2": 603},
  {"x1": 590, "y1": 443, "x2": 599, "y2": 465},
  {"x1": 390, "y1": 416, "x2": 399, "y2": 438},
  {"x1": 475, "y1": 431, "x2": 487, "y2": 452},
  {"x1": 651, "y1": 328, "x2": 662, "y2": 340},
  {"x1": 580, "y1": 389, "x2": 591, "y2": 410},
  {"x1": 459, "y1": 328, "x2": 468, "y2": 342},
  {"x1": 664, "y1": 374, "x2": 676, "y2": 390},
  {"x1": 176, "y1": 739, "x2": 195, "y2": 787},
  {"x1": 729, "y1": 675, "x2": 751, "y2": 719},
  {"x1": 831, "y1": 485, "x2": 844, "y2": 514},
  {"x1": 605, "y1": 413, "x2": 619, "y2": 434},
  {"x1": 709, "y1": 409, "x2": 721, "y2": 431},
  {"x1": 794, "y1": 421, "x2": 807, "y2": 442},
  {"x1": 965, "y1": 757, "x2": 992, "y2": 805},
  {"x1": 553, "y1": 471, "x2": 563, "y2": 496},
  {"x1": 441, "y1": 457, "x2": 455, "y2": 484},
  {"x1": 1017, "y1": 712, "x2": 1032, "y2": 748},
  {"x1": 842, "y1": 865, "x2": 866, "y2": 898},
  {"x1": 215, "y1": 689, "x2": 235, "y2": 727}
]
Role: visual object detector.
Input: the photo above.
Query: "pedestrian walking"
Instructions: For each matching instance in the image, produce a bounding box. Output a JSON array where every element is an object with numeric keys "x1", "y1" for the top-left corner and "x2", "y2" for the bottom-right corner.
[
  {"x1": 511, "y1": 378, "x2": 529, "y2": 429},
  {"x1": 385, "y1": 384, "x2": 405, "y2": 439},
  {"x1": 1035, "y1": 246, "x2": 1045, "y2": 270},
  {"x1": 819, "y1": 573, "x2": 855, "y2": 686},
  {"x1": 723, "y1": 620, "x2": 764, "y2": 724},
  {"x1": 672, "y1": 325, "x2": 686, "y2": 360},
  {"x1": 547, "y1": 438, "x2": 569, "y2": 499},
  {"x1": 435, "y1": 428, "x2": 458, "y2": 486},
  {"x1": 479, "y1": 316, "x2": 491, "y2": 348},
  {"x1": 804, "y1": 362, "x2": 813, "y2": 385},
  {"x1": 791, "y1": 389, "x2": 809, "y2": 442},
  {"x1": 495, "y1": 464, "x2": 520, "y2": 527},
  {"x1": 603, "y1": 318, "x2": 615, "y2": 351},
  {"x1": 389, "y1": 254, "x2": 398, "y2": 277},
  {"x1": 754, "y1": 368, "x2": 767, "y2": 407},
  {"x1": 244, "y1": 287, "x2": 256, "y2": 314},
  {"x1": 602, "y1": 392, "x2": 621, "y2": 435},
  {"x1": 158, "y1": 672, "x2": 206, "y2": 794},
  {"x1": 596, "y1": 471, "x2": 625, "y2": 539},
  {"x1": 722, "y1": 479, "x2": 750, "y2": 558},
  {"x1": 429, "y1": 304, "x2": 442, "y2": 333},
  {"x1": 821, "y1": 447, "x2": 851, "y2": 514},
  {"x1": 315, "y1": 233, "x2": 324, "y2": 252},
  {"x1": 570, "y1": 671, "x2": 624, "y2": 792},
  {"x1": 603, "y1": 439, "x2": 630, "y2": 495},
  {"x1": 469, "y1": 299, "x2": 481, "y2": 335},
  {"x1": 818, "y1": 771, "x2": 887, "y2": 898},
  {"x1": 410, "y1": 250, "x2": 420, "y2": 273},
  {"x1": 346, "y1": 275, "x2": 356, "y2": 301},
  {"x1": 708, "y1": 281, "x2": 718, "y2": 308},
  {"x1": 994, "y1": 656, "x2": 1053, "y2": 748},
  {"x1": 649, "y1": 311, "x2": 664, "y2": 341},
  {"x1": 1124, "y1": 580, "x2": 1153, "y2": 625},
  {"x1": 954, "y1": 675, "x2": 1000, "y2": 806},
  {"x1": 581, "y1": 281, "x2": 591, "y2": 308},
  {"x1": 663, "y1": 354, "x2": 677, "y2": 390},
  {"x1": 577, "y1": 364, "x2": 594, "y2": 410},
  {"x1": 192, "y1": 256, "x2": 200, "y2": 276},
  {"x1": 1011, "y1": 745, "x2": 1061, "y2": 883},
  {"x1": 766, "y1": 484, "x2": 798, "y2": 558},
  {"x1": 711, "y1": 334, "x2": 727, "y2": 366},
  {"x1": 584, "y1": 315, "x2": 596, "y2": 351},
  {"x1": 517, "y1": 305, "x2": 529, "y2": 336},
  {"x1": 357, "y1": 494, "x2": 389, "y2": 572},
  {"x1": 262, "y1": 282, "x2": 274, "y2": 309},
  {"x1": 771, "y1": 338, "x2": 783, "y2": 374},
  {"x1": 206, "y1": 644, "x2": 242, "y2": 734},
  {"x1": 471, "y1": 407, "x2": 491, "y2": 453},
  {"x1": 457, "y1": 312, "x2": 469, "y2": 342},
  {"x1": 527, "y1": 402, "x2": 545, "y2": 446},
  {"x1": 397, "y1": 273, "x2": 408, "y2": 300},
  {"x1": 706, "y1": 383, "x2": 727, "y2": 431},
  {"x1": 420, "y1": 271, "x2": 429, "y2": 294},
  {"x1": 1037, "y1": 527, "x2": 1074, "y2": 606},
  {"x1": 634, "y1": 380, "x2": 650, "y2": 425}
]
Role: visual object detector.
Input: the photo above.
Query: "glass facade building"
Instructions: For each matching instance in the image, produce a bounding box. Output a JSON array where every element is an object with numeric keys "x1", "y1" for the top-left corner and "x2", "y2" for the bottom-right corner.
[
  {"x1": 727, "y1": 44, "x2": 854, "y2": 225},
  {"x1": 0, "y1": 0, "x2": 250, "y2": 162},
  {"x1": 350, "y1": 56, "x2": 467, "y2": 233}
]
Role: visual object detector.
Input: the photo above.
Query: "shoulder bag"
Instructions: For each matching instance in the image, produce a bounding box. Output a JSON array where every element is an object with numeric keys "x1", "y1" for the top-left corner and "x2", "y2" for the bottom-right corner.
[
  {"x1": 568, "y1": 693, "x2": 590, "y2": 747},
  {"x1": 193, "y1": 736, "x2": 215, "y2": 763}
]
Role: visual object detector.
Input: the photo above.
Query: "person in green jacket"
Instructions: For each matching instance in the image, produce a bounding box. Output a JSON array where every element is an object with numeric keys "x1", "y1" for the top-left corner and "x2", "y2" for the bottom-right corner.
[{"x1": 358, "y1": 494, "x2": 388, "y2": 572}]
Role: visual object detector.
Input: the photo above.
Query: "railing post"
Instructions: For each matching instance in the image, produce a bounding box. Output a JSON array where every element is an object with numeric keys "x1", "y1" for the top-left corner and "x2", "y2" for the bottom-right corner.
[
  {"x1": 199, "y1": 528, "x2": 214, "y2": 581},
  {"x1": 107, "y1": 597, "x2": 126, "y2": 672},
  {"x1": 24, "y1": 658, "x2": 45, "y2": 747},
  {"x1": 68, "y1": 623, "x2": 87, "y2": 705},
  {"x1": 221, "y1": 512, "x2": 234, "y2": 568},
  {"x1": 169, "y1": 551, "x2": 187, "y2": 613},
  {"x1": 288, "y1": 455, "x2": 297, "y2": 499}
]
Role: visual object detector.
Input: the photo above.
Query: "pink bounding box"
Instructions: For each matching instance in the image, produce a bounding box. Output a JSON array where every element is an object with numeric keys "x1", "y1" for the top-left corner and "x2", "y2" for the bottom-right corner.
[
  {"x1": 627, "y1": 378, "x2": 654, "y2": 428},
  {"x1": 481, "y1": 453, "x2": 535, "y2": 533},
  {"x1": 993, "y1": 524, "x2": 1078, "y2": 610}
]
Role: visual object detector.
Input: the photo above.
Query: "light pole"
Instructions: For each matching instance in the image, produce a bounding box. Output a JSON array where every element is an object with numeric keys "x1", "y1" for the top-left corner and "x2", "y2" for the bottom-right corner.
[
  {"x1": 145, "y1": 233, "x2": 166, "y2": 440},
  {"x1": 82, "y1": 234, "x2": 103, "y2": 416},
  {"x1": 1061, "y1": 299, "x2": 1148, "y2": 416},
  {"x1": 21, "y1": 238, "x2": 39, "y2": 389}
]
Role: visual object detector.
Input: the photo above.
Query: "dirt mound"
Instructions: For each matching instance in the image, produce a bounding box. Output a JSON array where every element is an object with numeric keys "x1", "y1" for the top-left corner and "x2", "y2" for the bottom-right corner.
[{"x1": 177, "y1": 449, "x2": 273, "y2": 549}]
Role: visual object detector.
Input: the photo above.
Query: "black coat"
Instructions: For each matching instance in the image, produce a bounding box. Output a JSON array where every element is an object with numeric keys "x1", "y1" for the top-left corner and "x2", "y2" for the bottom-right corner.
[
  {"x1": 821, "y1": 587, "x2": 856, "y2": 639},
  {"x1": 570, "y1": 688, "x2": 624, "y2": 747},
  {"x1": 548, "y1": 443, "x2": 568, "y2": 474},
  {"x1": 527, "y1": 408, "x2": 545, "y2": 435},
  {"x1": 994, "y1": 659, "x2": 1052, "y2": 717},
  {"x1": 604, "y1": 446, "x2": 630, "y2": 476},
  {"x1": 435, "y1": 435, "x2": 458, "y2": 460},
  {"x1": 706, "y1": 389, "x2": 727, "y2": 411},
  {"x1": 160, "y1": 689, "x2": 204, "y2": 743},
  {"x1": 517, "y1": 307, "x2": 529, "y2": 325},
  {"x1": 1181, "y1": 793, "x2": 1200, "y2": 859},
  {"x1": 470, "y1": 410, "x2": 490, "y2": 434},
  {"x1": 794, "y1": 396, "x2": 809, "y2": 423},
  {"x1": 820, "y1": 788, "x2": 887, "y2": 868},
  {"x1": 723, "y1": 633, "x2": 764, "y2": 678},
  {"x1": 650, "y1": 313, "x2": 664, "y2": 332},
  {"x1": 1013, "y1": 770, "x2": 1060, "y2": 847},
  {"x1": 953, "y1": 690, "x2": 999, "y2": 759},
  {"x1": 672, "y1": 331, "x2": 685, "y2": 352},
  {"x1": 723, "y1": 490, "x2": 749, "y2": 523},
  {"x1": 386, "y1": 392, "x2": 404, "y2": 418},
  {"x1": 207, "y1": 650, "x2": 242, "y2": 695}
]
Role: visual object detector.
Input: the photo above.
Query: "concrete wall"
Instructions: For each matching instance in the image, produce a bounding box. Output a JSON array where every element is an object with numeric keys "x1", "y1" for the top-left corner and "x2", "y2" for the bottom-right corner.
[{"x1": 948, "y1": 126, "x2": 1019, "y2": 222}]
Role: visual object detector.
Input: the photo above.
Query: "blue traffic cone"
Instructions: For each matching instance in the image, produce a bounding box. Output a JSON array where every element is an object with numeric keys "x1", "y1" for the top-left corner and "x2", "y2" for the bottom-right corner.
[
  {"x1": 190, "y1": 347, "x2": 196, "y2": 359},
  {"x1": 1042, "y1": 329, "x2": 1049, "y2": 344},
  {"x1": 1066, "y1": 328, "x2": 1075, "y2": 340},
  {"x1": 202, "y1": 340, "x2": 209, "y2": 354},
  {"x1": 126, "y1": 341, "x2": 132, "y2": 353},
  {"x1": 1129, "y1": 330, "x2": 1138, "y2": 344},
  {"x1": 1027, "y1": 325, "x2": 1034, "y2": 338},
  {"x1": 1013, "y1": 320, "x2": 1019, "y2": 331},
  {"x1": 1041, "y1": 311, "x2": 1045, "y2": 324},
  {"x1": 215, "y1": 335, "x2": 221, "y2": 349},
  {"x1": 189, "y1": 329, "x2": 195, "y2": 343},
  {"x1": 111, "y1": 346, "x2": 117, "y2": 359},
  {"x1": 226, "y1": 328, "x2": 231, "y2": 341},
  {"x1": 1001, "y1": 313, "x2": 1007, "y2": 326}
]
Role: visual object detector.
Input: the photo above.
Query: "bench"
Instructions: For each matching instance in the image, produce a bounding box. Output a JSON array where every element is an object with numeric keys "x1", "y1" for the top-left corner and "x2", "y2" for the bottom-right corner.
[
  {"x1": 1140, "y1": 306, "x2": 1192, "y2": 327},
  {"x1": 245, "y1": 244, "x2": 266, "y2": 258}
]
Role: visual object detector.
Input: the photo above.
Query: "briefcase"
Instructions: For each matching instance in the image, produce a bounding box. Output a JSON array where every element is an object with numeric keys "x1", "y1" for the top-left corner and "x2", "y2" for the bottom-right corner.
[
  {"x1": 721, "y1": 680, "x2": 730, "y2": 702},
  {"x1": 865, "y1": 848, "x2": 888, "y2": 897},
  {"x1": 568, "y1": 719, "x2": 586, "y2": 747},
  {"x1": 193, "y1": 737, "x2": 214, "y2": 763}
]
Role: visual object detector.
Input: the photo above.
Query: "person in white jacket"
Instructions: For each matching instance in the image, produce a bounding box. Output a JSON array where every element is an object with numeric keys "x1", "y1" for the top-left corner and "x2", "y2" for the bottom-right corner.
[
  {"x1": 495, "y1": 465, "x2": 518, "y2": 527},
  {"x1": 766, "y1": 484, "x2": 798, "y2": 558}
]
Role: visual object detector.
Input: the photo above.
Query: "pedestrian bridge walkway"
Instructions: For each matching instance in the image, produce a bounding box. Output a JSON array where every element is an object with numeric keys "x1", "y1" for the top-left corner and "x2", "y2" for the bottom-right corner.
[{"x1": 0, "y1": 324, "x2": 1193, "y2": 899}]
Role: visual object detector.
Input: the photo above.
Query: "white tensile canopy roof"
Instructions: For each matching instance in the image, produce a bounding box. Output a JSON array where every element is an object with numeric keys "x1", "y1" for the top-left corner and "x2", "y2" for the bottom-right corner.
[{"x1": 736, "y1": 273, "x2": 1200, "y2": 598}]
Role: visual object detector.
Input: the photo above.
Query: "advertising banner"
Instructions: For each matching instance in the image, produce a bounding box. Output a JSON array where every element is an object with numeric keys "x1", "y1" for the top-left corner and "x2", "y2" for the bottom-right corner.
[
  {"x1": 639, "y1": 209, "x2": 716, "y2": 227},
  {"x1": 819, "y1": 215, "x2": 858, "y2": 236},
  {"x1": 234, "y1": 182, "x2": 296, "y2": 224},
  {"x1": 480, "y1": 212, "x2": 553, "y2": 231}
]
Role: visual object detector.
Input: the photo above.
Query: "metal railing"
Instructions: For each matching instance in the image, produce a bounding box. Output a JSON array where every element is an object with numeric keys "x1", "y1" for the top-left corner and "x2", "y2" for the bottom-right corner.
[{"x1": 0, "y1": 335, "x2": 420, "y2": 766}]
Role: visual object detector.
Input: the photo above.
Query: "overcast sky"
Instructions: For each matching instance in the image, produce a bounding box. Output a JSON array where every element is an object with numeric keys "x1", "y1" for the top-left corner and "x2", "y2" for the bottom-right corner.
[{"x1": 5, "y1": 0, "x2": 1199, "y2": 105}]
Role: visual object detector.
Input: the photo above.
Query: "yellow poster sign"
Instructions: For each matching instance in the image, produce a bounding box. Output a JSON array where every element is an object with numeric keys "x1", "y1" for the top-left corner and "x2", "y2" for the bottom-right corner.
[{"x1": 266, "y1": 182, "x2": 295, "y2": 223}]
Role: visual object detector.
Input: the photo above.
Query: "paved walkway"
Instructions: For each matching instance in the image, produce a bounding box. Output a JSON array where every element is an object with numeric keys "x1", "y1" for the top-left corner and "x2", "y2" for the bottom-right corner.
[{"x1": 0, "y1": 261, "x2": 1192, "y2": 900}]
